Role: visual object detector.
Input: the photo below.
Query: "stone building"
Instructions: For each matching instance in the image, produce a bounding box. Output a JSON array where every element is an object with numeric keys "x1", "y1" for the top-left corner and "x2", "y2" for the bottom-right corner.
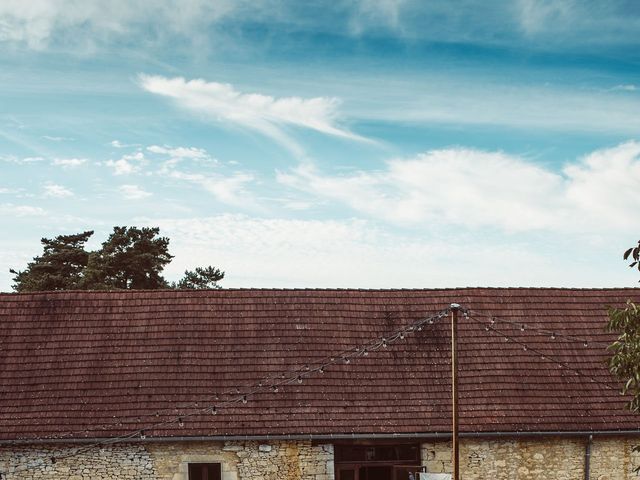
[{"x1": 1, "y1": 288, "x2": 640, "y2": 480}]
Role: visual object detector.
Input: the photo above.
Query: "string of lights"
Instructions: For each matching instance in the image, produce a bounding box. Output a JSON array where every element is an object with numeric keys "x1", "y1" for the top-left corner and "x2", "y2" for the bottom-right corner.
[
  {"x1": 465, "y1": 313, "x2": 617, "y2": 391},
  {"x1": 45, "y1": 307, "x2": 451, "y2": 442},
  {"x1": 467, "y1": 309, "x2": 594, "y2": 346},
  {"x1": 1, "y1": 305, "x2": 623, "y2": 479},
  {"x1": 0, "y1": 307, "x2": 452, "y2": 477}
]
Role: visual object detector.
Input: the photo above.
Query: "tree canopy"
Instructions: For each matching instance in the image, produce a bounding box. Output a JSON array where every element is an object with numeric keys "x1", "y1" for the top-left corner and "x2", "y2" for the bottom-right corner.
[
  {"x1": 607, "y1": 239, "x2": 640, "y2": 412},
  {"x1": 10, "y1": 227, "x2": 224, "y2": 292}
]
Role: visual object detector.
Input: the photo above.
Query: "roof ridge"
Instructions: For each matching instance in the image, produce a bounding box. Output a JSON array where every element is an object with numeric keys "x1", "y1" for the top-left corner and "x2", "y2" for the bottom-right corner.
[{"x1": 1, "y1": 286, "x2": 640, "y2": 297}]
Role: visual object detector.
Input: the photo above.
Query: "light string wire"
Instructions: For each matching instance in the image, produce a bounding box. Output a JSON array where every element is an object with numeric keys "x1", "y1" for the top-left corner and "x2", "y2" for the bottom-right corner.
[
  {"x1": 467, "y1": 309, "x2": 594, "y2": 346},
  {"x1": 45, "y1": 307, "x2": 450, "y2": 441},
  {"x1": 0, "y1": 307, "x2": 452, "y2": 477},
  {"x1": 465, "y1": 313, "x2": 618, "y2": 391}
]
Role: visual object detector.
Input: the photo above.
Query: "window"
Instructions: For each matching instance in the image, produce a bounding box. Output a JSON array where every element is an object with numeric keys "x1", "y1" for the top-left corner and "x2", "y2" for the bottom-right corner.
[
  {"x1": 188, "y1": 463, "x2": 221, "y2": 480},
  {"x1": 335, "y1": 444, "x2": 422, "y2": 480}
]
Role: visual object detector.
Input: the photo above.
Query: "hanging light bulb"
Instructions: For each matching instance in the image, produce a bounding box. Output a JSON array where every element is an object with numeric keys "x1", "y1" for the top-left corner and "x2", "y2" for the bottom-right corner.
[
  {"x1": 523, "y1": 345, "x2": 527, "y2": 351},
  {"x1": 211, "y1": 406, "x2": 217, "y2": 415},
  {"x1": 382, "y1": 338, "x2": 388, "y2": 348},
  {"x1": 490, "y1": 317, "x2": 496, "y2": 325},
  {"x1": 520, "y1": 325, "x2": 525, "y2": 332},
  {"x1": 178, "y1": 417, "x2": 184, "y2": 427},
  {"x1": 344, "y1": 357, "x2": 351, "y2": 364},
  {"x1": 242, "y1": 395, "x2": 248, "y2": 404},
  {"x1": 484, "y1": 326, "x2": 490, "y2": 332},
  {"x1": 272, "y1": 385, "x2": 279, "y2": 393},
  {"x1": 550, "y1": 332, "x2": 556, "y2": 340},
  {"x1": 140, "y1": 430, "x2": 146, "y2": 440},
  {"x1": 319, "y1": 366, "x2": 325, "y2": 374},
  {"x1": 417, "y1": 325, "x2": 423, "y2": 331},
  {"x1": 297, "y1": 376, "x2": 303, "y2": 384},
  {"x1": 583, "y1": 341, "x2": 589, "y2": 347},
  {"x1": 428, "y1": 318, "x2": 434, "y2": 325},
  {"x1": 399, "y1": 332, "x2": 405, "y2": 340},
  {"x1": 362, "y1": 348, "x2": 369, "y2": 356}
]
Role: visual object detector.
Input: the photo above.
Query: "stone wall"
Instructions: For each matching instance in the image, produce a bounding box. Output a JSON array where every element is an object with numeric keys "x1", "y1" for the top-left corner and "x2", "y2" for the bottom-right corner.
[
  {"x1": 0, "y1": 440, "x2": 334, "y2": 480},
  {"x1": 421, "y1": 436, "x2": 640, "y2": 480},
  {"x1": 0, "y1": 436, "x2": 639, "y2": 479}
]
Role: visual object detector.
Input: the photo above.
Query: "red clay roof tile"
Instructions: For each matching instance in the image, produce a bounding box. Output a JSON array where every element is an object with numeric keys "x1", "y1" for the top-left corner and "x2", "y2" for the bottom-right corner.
[{"x1": 1, "y1": 288, "x2": 639, "y2": 441}]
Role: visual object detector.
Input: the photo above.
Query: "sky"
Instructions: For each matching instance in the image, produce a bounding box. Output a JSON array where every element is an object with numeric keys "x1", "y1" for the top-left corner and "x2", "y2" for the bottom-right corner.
[{"x1": 1, "y1": 0, "x2": 639, "y2": 291}]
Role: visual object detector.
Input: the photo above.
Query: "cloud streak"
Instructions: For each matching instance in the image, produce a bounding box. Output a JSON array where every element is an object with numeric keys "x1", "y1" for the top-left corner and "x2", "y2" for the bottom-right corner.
[
  {"x1": 118, "y1": 184, "x2": 152, "y2": 200},
  {"x1": 139, "y1": 75, "x2": 370, "y2": 154},
  {"x1": 43, "y1": 183, "x2": 74, "y2": 198},
  {"x1": 150, "y1": 214, "x2": 631, "y2": 289},
  {"x1": 278, "y1": 141, "x2": 640, "y2": 234}
]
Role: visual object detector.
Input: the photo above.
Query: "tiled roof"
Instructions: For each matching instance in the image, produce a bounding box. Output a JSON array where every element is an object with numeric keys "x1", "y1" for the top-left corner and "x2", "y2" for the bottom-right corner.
[{"x1": 1, "y1": 288, "x2": 639, "y2": 441}]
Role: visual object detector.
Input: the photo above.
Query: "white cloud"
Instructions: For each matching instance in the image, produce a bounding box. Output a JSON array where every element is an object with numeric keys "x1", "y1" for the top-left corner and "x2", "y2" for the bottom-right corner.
[
  {"x1": 517, "y1": 0, "x2": 575, "y2": 36},
  {"x1": 43, "y1": 183, "x2": 74, "y2": 198},
  {"x1": 168, "y1": 170, "x2": 255, "y2": 207},
  {"x1": 0, "y1": 155, "x2": 45, "y2": 164},
  {"x1": 144, "y1": 142, "x2": 256, "y2": 207},
  {"x1": 611, "y1": 84, "x2": 637, "y2": 92},
  {"x1": 349, "y1": 0, "x2": 407, "y2": 35},
  {"x1": 147, "y1": 145, "x2": 209, "y2": 159},
  {"x1": 139, "y1": 75, "x2": 369, "y2": 154},
  {"x1": 147, "y1": 214, "x2": 631, "y2": 288},
  {"x1": 42, "y1": 135, "x2": 73, "y2": 142},
  {"x1": 0, "y1": 203, "x2": 46, "y2": 216},
  {"x1": 118, "y1": 184, "x2": 152, "y2": 200},
  {"x1": 105, "y1": 151, "x2": 145, "y2": 175},
  {"x1": 0, "y1": 0, "x2": 237, "y2": 50},
  {"x1": 278, "y1": 142, "x2": 640, "y2": 234},
  {"x1": 52, "y1": 157, "x2": 87, "y2": 168},
  {"x1": 110, "y1": 140, "x2": 141, "y2": 148}
]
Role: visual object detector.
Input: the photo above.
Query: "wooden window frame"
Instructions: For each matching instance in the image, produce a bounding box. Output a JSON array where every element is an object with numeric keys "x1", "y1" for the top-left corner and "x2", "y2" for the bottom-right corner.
[{"x1": 188, "y1": 462, "x2": 221, "y2": 480}]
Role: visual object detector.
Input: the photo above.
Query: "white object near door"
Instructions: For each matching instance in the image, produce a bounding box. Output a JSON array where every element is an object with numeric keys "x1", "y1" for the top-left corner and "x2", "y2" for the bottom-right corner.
[{"x1": 419, "y1": 474, "x2": 452, "y2": 480}]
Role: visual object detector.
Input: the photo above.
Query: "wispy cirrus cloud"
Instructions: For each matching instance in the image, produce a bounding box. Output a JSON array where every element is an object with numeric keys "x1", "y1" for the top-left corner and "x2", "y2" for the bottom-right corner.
[
  {"x1": 105, "y1": 152, "x2": 146, "y2": 175},
  {"x1": 52, "y1": 158, "x2": 87, "y2": 168},
  {"x1": 150, "y1": 214, "x2": 630, "y2": 288},
  {"x1": 0, "y1": 0, "x2": 237, "y2": 50},
  {"x1": 43, "y1": 183, "x2": 74, "y2": 198},
  {"x1": 0, "y1": 203, "x2": 46, "y2": 217},
  {"x1": 141, "y1": 143, "x2": 255, "y2": 207},
  {"x1": 42, "y1": 135, "x2": 73, "y2": 142},
  {"x1": 139, "y1": 75, "x2": 370, "y2": 155},
  {"x1": 278, "y1": 141, "x2": 640, "y2": 234},
  {"x1": 118, "y1": 184, "x2": 152, "y2": 200},
  {"x1": 611, "y1": 84, "x2": 637, "y2": 92},
  {"x1": 0, "y1": 155, "x2": 44, "y2": 164},
  {"x1": 147, "y1": 145, "x2": 209, "y2": 159}
]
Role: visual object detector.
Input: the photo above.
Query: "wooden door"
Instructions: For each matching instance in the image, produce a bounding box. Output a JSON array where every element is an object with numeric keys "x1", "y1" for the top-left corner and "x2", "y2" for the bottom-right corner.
[{"x1": 336, "y1": 465, "x2": 359, "y2": 480}]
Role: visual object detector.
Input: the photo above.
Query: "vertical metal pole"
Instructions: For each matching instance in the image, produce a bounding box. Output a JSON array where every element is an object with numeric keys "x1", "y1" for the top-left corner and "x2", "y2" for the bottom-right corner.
[
  {"x1": 451, "y1": 303, "x2": 460, "y2": 480},
  {"x1": 584, "y1": 434, "x2": 592, "y2": 480}
]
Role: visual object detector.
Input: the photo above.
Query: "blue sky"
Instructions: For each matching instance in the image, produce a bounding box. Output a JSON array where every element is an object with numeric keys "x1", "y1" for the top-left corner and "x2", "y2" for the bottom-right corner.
[{"x1": 1, "y1": 0, "x2": 639, "y2": 290}]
